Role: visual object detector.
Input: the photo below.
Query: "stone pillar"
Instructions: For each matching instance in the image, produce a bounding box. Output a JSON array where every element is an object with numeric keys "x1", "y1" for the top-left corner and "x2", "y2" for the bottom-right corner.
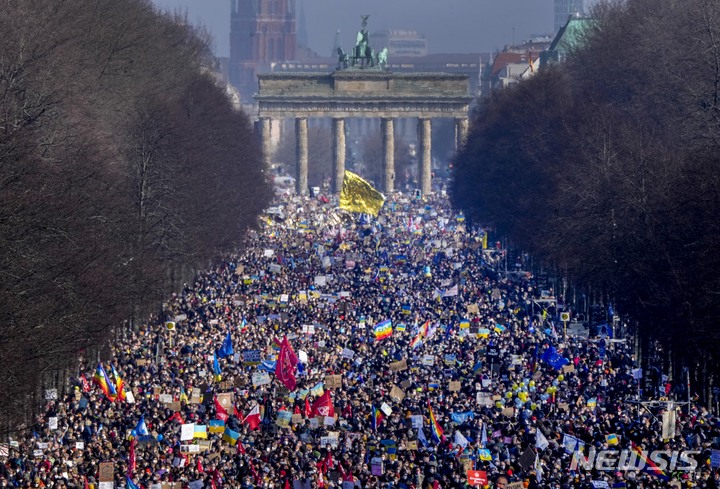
[
  {"x1": 259, "y1": 117, "x2": 272, "y2": 171},
  {"x1": 381, "y1": 117, "x2": 395, "y2": 194},
  {"x1": 418, "y1": 117, "x2": 432, "y2": 195},
  {"x1": 295, "y1": 117, "x2": 308, "y2": 195},
  {"x1": 455, "y1": 116, "x2": 469, "y2": 152},
  {"x1": 332, "y1": 118, "x2": 346, "y2": 193}
]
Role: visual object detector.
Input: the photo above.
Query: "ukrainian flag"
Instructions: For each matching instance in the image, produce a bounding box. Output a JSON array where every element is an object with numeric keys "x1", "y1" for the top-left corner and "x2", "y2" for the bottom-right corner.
[
  {"x1": 194, "y1": 425, "x2": 208, "y2": 439},
  {"x1": 606, "y1": 433, "x2": 619, "y2": 446},
  {"x1": 222, "y1": 427, "x2": 240, "y2": 446},
  {"x1": 339, "y1": 171, "x2": 385, "y2": 217},
  {"x1": 208, "y1": 420, "x2": 225, "y2": 434}
]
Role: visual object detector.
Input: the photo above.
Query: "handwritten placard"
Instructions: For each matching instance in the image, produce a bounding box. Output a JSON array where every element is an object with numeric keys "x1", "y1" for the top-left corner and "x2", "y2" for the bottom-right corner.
[
  {"x1": 389, "y1": 359, "x2": 408, "y2": 371},
  {"x1": 324, "y1": 375, "x2": 342, "y2": 390}
]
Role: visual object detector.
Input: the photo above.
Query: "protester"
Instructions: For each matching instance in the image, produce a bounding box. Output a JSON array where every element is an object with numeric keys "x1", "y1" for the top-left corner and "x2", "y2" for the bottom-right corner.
[{"x1": 1, "y1": 192, "x2": 718, "y2": 489}]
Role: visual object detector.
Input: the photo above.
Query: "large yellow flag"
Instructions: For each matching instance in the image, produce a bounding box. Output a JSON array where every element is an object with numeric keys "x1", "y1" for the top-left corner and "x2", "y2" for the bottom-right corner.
[{"x1": 339, "y1": 171, "x2": 385, "y2": 216}]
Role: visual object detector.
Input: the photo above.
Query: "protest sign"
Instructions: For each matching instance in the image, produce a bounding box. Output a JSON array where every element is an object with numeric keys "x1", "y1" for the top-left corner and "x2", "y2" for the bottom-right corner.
[{"x1": 98, "y1": 462, "x2": 114, "y2": 482}]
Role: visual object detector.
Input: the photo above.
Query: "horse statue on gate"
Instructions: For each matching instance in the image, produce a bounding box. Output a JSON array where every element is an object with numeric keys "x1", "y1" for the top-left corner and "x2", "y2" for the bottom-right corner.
[
  {"x1": 376, "y1": 47, "x2": 388, "y2": 69},
  {"x1": 337, "y1": 47, "x2": 349, "y2": 69}
]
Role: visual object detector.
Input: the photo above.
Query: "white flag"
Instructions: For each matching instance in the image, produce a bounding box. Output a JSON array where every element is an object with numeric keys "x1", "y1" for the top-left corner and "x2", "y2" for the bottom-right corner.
[
  {"x1": 535, "y1": 429, "x2": 549, "y2": 451},
  {"x1": 535, "y1": 453, "x2": 543, "y2": 483},
  {"x1": 454, "y1": 431, "x2": 469, "y2": 449},
  {"x1": 418, "y1": 427, "x2": 428, "y2": 447}
]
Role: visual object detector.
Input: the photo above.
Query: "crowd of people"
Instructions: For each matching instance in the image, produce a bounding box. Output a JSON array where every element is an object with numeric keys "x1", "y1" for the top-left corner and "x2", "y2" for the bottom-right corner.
[{"x1": 2, "y1": 192, "x2": 720, "y2": 489}]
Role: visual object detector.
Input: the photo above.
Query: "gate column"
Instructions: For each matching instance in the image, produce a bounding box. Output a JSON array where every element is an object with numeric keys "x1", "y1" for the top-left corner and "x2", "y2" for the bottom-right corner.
[
  {"x1": 295, "y1": 117, "x2": 308, "y2": 195},
  {"x1": 418, "y1": 117, "x2": 432, "y2": 195},
  {"x1": 381, "y1": 117, "x2": 395, "y2": 194},
  {"x1": 332, "y1": 118, "x2": 346, "y2": 193}
]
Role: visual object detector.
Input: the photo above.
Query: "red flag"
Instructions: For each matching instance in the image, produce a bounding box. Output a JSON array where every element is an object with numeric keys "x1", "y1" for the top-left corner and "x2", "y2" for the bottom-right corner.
[
  {"x1": 80, "y1": 374, "x2": 91, "y2": 393},
  {"x1": 319, "y1": 452, "x2": 333, "y2": 474},
  {"x1": 166, "y1": 411, "x2": 184, "y2": 424},
  {"x1": 243, "y1": 404, "x2": 262, "y2": 431},
  {"x1": 214, "y1": 396, "x2": 229, "y2": 422},
  {"x1": 249, "y1": 460, "x2": 261, "y2": 485},
  {"x1": 237, "y1": 440, "x2": 246, "y2": 455},
  {"x1": 127, "y1": 439, "x2": 136, "y2": 476},
  {"x1": 311, "y1": 391, "x2": 335, "y2": 417},
  {"x1": 275, "y1": 336, "x2": 299, "y2": 391},
  {"x1": 234, "y1": 404, "x2": 241, "y2": 419},
  {"x1": 284, "y1": 479, "x2": 290, "y2": 489},
  {"x1": 342, "y1": 403, "x2": 353, "y2": 419},
  {"x1": 197, "y1": 457, "x2": 204, "y2": 473},
  {"x1": 294, "y1": 405, "x2": 301, "y2": 415},
  {"x1": 304, "y1": 398, "x2": 312, "y2": 417}
]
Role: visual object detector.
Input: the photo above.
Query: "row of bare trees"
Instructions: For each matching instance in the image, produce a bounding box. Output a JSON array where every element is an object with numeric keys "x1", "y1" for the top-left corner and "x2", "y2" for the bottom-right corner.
[
  {"x1": 0, "y1": 0, "x2": 271, "y2": 431},
  {"x1": 452, "y1": 0, "x2": 720, "y2": 400}
]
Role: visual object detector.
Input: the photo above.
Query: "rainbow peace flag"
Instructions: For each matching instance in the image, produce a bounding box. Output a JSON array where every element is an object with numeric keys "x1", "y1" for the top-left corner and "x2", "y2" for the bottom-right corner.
[
  {"x1": 371, "y1": 405, "x2": 383, "y2": 431},
  {"x1": 92, "y1": 364, "x2": 117, "y2": 401},
  {"x1": 427, "y1": 400, "x2": 444, "y2": 444},
  {"x1": 632, "y1": 446, "x2": 669, "y2": 481},
  {"x1": 110, "y1": 364, "x2": 126, "y2": 402},
  {"x1": 374, "y1": 320, "x2": 392, "y2": 341}
]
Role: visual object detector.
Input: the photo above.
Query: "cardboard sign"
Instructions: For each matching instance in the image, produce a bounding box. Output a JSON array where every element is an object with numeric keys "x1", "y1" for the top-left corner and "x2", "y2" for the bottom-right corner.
[
  {"x1": 45, "y1": 389, "x2": 58, "y2": 400},
  {"x1": 167, "y1": 401, "x2": 182, "y2": 412},
  {"x1": 562, "y1": 364, "x2": 575, "y2": 373},
  {"x1": 449, "y1": 381, "x2": 461, "y2": 392},
  {"x1": 291, "y1": 414, "x2": 303, "y2": 425},
  {"x1": 507, "y1": 483, "x2": 525, "y2": 489},
  {"x1": 467, "y1": 470, "x2": 487, "y2": 486},
  {"x1": 389, "y1": 359, "x2": 408, "y2": 371},
  {"x1": 389, "y1": 385, "x2": 405, "y2": 402},
  {"x1": 98, "y1": 462, "x2": 114, "y2": 482},
  {"x1": 502, "y1": 407, "x2": 515, "y2": 418},
  {"x1": 216, "y1": 393, "x2": 234, "y2": 410},
  {"x1": 476, "y1": 392, "x2": 493, "y2": 407},
  {"x1": 380, "y1": 402, "x2": 392, "y2": 416},
  {"x1": 324, "y1": 375, "x2": 342, "y2": 390},
  {"x1": 467, "y1": 304, "x2": 479, "y2": 314}
]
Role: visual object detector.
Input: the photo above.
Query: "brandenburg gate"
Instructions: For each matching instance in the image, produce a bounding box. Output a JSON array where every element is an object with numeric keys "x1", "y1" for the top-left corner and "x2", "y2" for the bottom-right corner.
[{"x1": 256, "y1": 71, "x2": 472, "y2": 195}]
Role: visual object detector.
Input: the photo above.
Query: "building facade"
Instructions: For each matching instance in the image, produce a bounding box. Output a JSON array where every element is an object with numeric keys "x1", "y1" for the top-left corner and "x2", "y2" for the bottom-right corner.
[
  {"x1": 371, "y1": 30, "x2": 428, "y2": 57},
  {"x1": 229, "y1": 0, "x2": 297, "y2": 102}
]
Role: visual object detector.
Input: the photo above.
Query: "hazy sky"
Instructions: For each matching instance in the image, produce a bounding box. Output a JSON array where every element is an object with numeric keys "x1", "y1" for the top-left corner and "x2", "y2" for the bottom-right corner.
[{"x1": 152, "y1": 0, "x2": 560, "y2": 58}]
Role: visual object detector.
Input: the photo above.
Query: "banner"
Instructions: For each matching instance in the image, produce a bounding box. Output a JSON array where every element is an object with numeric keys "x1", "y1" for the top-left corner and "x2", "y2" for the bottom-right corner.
[{"x1": 339, "y1": 171, "x2": 385, "y2": 217}]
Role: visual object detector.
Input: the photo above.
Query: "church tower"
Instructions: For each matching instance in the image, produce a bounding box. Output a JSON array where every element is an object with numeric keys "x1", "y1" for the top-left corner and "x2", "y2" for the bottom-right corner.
[{"x1": 229, "y1": 0, "x2": 297, "y2": 102}]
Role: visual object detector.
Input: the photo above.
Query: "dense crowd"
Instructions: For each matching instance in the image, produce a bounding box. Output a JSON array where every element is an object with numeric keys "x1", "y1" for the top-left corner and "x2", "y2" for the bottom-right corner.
[{"x1": 2, "y1": 193, "x2": 720, "y2": 489}]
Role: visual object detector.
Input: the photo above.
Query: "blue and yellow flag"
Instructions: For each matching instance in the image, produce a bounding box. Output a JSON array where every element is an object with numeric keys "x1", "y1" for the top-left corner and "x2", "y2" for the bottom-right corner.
[{"x1": 339, "y1": 171, "x2": 385, "y2": 217}]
